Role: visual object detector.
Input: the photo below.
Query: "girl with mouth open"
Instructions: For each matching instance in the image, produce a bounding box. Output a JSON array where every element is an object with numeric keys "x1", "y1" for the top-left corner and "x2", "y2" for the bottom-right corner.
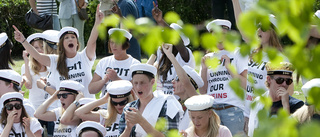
[
  {"x1": 13, "y1": 5, "x2": 104, "y2": 99},
  {"x1": 0, "y1": 92, "x2": 43, "y2": 137},
  {"x1": 34, "y1": 80, "x2": 84, "y2": 137},
  {"x1": 75, "y1": 80, "x2": 135, "y2": 137}
]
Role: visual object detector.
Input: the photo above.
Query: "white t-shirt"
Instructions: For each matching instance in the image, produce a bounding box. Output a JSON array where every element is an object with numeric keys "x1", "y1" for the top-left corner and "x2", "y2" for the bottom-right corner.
[
  {"x1": 202, "y1": 49, "x2": 248, "y2": 110},
  {"x1": 99, "y1": 111, "x2": 121, "y2": 137},
  {"x1": 244, "y1": 52, "x2": 269, "y2": 117},
  {"x1": 0, "y1": 117, "x2": 43, "y2": 137},
  {"x1": 47, "y1": 48, "x2": 96, "y2": 98},
  {"x1": 156, "y1": 47, "x2": 195, "y2": 95},
  {"x1": 94, "y1": 55, "x2": 140, "y2": 98},
  {"x1": 52, "y1": 108, "x2": 77, "y2": 137},
  {"x1": 178, "y1": 110, "x2": 191, "y2": 131}
]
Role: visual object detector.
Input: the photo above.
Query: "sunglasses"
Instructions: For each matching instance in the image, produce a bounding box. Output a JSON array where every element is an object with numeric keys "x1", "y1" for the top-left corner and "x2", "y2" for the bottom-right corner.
[
  {"x1": 57, "y1": 93, "x2": 74, "y2": 99},
  {"x1": 273, "y1": 77, "x2": 293, "y2": 85},
  {"x1": 5, "y1": 103, "x2": 22, "y2": 111},
  {"x1": 174, "y1": 76, "x2": 179, "y2": 82},
  {"x1": 111, "y1": 98, "x2": 128, "y2": 106}
]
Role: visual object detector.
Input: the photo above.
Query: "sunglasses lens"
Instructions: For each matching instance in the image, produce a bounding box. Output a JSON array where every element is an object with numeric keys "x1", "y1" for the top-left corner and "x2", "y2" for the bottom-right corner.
[
  {"x1": 14, "y1": 104, "x2": 22, "y2": 110},
  {"x1": 275, "y1": 78, "x2": 293, "y2": 85},
  {"x1": 286, "y1": 79, "x2": 293, "y2": 85},
  {"x1": 275, "y1": 78, "x2": 285, "y2": 84},
  {"x1": 62, "y1": 94, "x2": 68, "y2": 99},
  {"x1": 112, "y1": 98, "x2": 128, "y2": 106},
  {"x1": 175, "y1": 76, "x2": 179, "y2": 82},
  {"x1": 5, "y1": 104, "x2": 13, "y2": 111}
]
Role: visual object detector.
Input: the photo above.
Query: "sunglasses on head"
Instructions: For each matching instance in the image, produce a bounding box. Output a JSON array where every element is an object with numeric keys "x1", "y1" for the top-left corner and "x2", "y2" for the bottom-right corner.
[
  {"x1": 57, "y1": 93, "x2": 74, "y2": 99},
  {"x1": 111, "y1": 98, "x2": 128, "y2": 106},
  {"x1": 272, "y1": 77, "x2": 293, "y2": 85},
  {"x1": 5, "y1": 103, "x2": 22, "y2": 111}
]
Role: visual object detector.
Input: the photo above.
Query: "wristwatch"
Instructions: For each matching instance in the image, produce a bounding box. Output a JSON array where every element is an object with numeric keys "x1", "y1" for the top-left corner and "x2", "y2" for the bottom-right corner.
[{"x1": 73, "y1": 101, "x2": 80, "y2": 107}]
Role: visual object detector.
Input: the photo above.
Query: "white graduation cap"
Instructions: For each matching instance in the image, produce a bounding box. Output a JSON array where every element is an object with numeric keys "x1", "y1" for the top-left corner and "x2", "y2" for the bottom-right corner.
[
  {"x1": 58, "y1": 80, "x2": 84, "y2": 94},
  {"x1": 26, "y1": 33, "x2": 44, "y2": 43},
  {"x1": 58, "y1": 27, "x2": 79, "y2": 39},
  {"x1": 182, "y1": 65, "x2": 204, "y2": 89},
  {"x1": 76, "y1": 121, "x2": 107, "y2": 137},
  {"x1": 0, "y1": 92, "x2": 24, "y2": 105},
  {"x1": 185, "y1": 95, "x2": 214, "y2": 111},
  {"x1": 107, "y1": 80, "x2": 132, "y2": 98},
  {"x1": 130, "y1": 64, "x2": 157, "y2": 78},
  {"x1": 170, "y1": 23, "x2": 190, "y2": 46},
  {"x1": 108, "y1": 28, "x2": 132, "y2": 40},
  {"x1": 0, "y1": 69, "x2": 22, "y2": 89},
  {"x1": 206, "y1": 19, "x2": 232, "y2": 32},
  {"x1": 0, "y1": 32, "x2": 8, "y2": 48}
]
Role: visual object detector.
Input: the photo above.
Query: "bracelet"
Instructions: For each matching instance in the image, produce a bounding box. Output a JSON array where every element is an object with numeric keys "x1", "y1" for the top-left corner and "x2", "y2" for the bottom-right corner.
[
  {"x1": 43, "y1": 85, "x2": 47, "y2": 91},
  {"x1": 22, "y1": 39, "x2": 26, "y2": 43},
  {"x1": 73, "y1": 101, "x2": 80, "y2": 107}
]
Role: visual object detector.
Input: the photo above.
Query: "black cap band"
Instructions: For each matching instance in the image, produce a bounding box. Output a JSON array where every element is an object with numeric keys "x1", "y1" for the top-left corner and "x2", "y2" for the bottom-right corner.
[
  {"x1": 45, "y1": 40, "x2": 58, "y2": 49},
  {"x1": 80, "y1": 127, "x2": 103, "y2": 137},
  {"x1": 267, "y1": 70, "x2": 292, "y2": 76},
  {"x1": 187, "y1": 75, "x2": 198, "y2": 90},
  {"x1": 0, "y1": 77, "x2": 20, "y2": 87},
  {"x1": 109, "y1": 91, "x2": 131, "y2": 98},
  {"x1": 132, "y1": 70, "x2": 154, "y2": 78},
  {"x1": 60, "y1": 31, "x2": 77, "y2": 39},
  {"x1": 59, "y1": 87, "x2": 79, "y2": 94},
  {"x1": 4, "y1": 98, "x2": 23, "y2": 105},
  {"x1": 0, "y1": 40, "x2": 7, "y2": 49},
  {"x1": 29, "y1": 37, "x2": 43, "y2": 44}
]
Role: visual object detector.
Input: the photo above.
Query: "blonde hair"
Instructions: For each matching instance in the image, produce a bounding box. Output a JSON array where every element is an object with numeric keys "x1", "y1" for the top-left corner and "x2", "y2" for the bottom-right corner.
[
  {"x1": 189, "y1": 110, "x2": 221, "y2": 137},
  {"x1": 30, "y1": 40, "x2": 47, "y2": 75},
  {"x1": 43, "y1": 41, "x2": 58, "y2": 55},
  {"x1": 102, "y1": 95, "x2": 134, "y2": 127},
  {"x1": 292, "y1": 105, "x2": 320, "y2": 124},
  {"x1": 57, "y1": 35, "x2": 80, "y2": 79}
]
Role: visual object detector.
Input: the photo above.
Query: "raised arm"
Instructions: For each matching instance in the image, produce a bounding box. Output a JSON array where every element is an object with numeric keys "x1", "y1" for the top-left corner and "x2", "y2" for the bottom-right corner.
[
  {"x1": 151, "y1": 2, "x2": 168, "y2": 27},
  {"x1": 60, "y1": 92, "x2": 83, "y2": 126},
  {"x1": 75, "y1": 94, "x2": 109, "y2": 122},
  {"x1": 34, "y1": 90, "x2": 59, "y2": 121},
  {"x1": 22, "y1": 51, "x2": 32, "y2": 89},
  {"x1": 86, "y1": 4, "x2": 104, "y2": 61},
  {"x1": 162, "y1": 44, "x2": 197, "y2": 95},
  {"x1": 232, "y1": 0, "x2": 249, "y2": 42},
  {"x1": 13, "y1": 25, "x2": 50, "y2": 67},
  {"x1": 199, "y1": 56, "x2": 209, "y2": 94},
  {"x1": 89, "y1": 73, "x2": 108, "y2": 94}
]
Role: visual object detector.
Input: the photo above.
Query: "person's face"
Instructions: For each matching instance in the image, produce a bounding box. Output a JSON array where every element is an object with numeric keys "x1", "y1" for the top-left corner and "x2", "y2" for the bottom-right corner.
[
  {"x1": 109, "y1": 39, "x2": 125, "y2": 54},
  {"x1": 172, "y1": 76, "x2": 185, "y2": 96},
  {"x1": 189, "y1": 110, "x2": 212, "y2": 131},
  {"x1": 80, "y1": 131, "x2": 100, "y2": 137},
  {"x1": 32, "y1": 40, "x2": 44, "y2": 53},
  {"x1": 5, "y1": 101, "x2": 22, "y2": 123},
  {"x1": 58, "y1": 91, "x2": 76, "y2": 110},
  {"x1": 63, "y1": 34, "x2": 78, "y2": 55},
  {"x1": 0, "y1": 80, "x2": 10, "y2": 96},
  {"x1": 257, "y1": 28, "x2": 271, "y2": 46},
  {"x1": 132, "y1": 74, "x2": 154, "y2": 100},
  {"x1": 267, "y1": 74, "x2": 292, "y2": 94},
  {"x1": 111, "y1": 97, "x2": 128, "y2": 114}
]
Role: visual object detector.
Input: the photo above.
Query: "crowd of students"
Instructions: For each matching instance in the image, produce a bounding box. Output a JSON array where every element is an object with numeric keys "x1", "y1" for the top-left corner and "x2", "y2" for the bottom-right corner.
[{"x1": 0, "y1": 1, "x2": 319, "y2": 137}]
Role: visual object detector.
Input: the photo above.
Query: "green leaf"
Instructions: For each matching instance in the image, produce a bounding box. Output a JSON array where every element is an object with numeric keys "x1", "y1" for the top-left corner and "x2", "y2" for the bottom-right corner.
[
  {"x1": 229, "y1": 79, "x2": 245, "y2": 100},
  {"x1": 164, "y1": 11, "x2": 181, "y2": 24}
]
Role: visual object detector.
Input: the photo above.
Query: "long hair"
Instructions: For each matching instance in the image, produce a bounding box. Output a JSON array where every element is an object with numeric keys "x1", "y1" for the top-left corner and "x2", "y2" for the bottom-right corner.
[
  {"x1": 102, "y1": 94, "x2": 134, "y2": 127},
  {"x1": 0, "y1": 102, "x2": 29, "y2": 130},
  {"x1": 292, "y1": 105, "x2": 319, "y2": 124},
  {"x1": 0, "y1": 39, "x2": 14, "y2": 69},
  {"x1": 56, "y1": 35, "x2": 80, "y2": 79},
  {"x1": 157, "y1": 46, "x2": 178, "y2": 81},
  {"x1": 29, "y1": 40, "x2": 46, "y2": 75},
  {"x1": 189, "y1": 110, "x2": 220, "y2": 137}
]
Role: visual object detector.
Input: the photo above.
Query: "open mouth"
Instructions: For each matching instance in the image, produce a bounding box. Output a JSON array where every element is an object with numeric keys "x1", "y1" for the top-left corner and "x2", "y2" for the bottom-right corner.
[
  {"x1": 61, "y1": 103, "x2": 65, "y2": 107},
  {"x1": 138, "y1": 91, "x2": 143, "y2": 95},
  {"x1": 258, "y1": 34, "x2": 262, "y2": 38},
  {"x1": 68, "y1": 43, "x2": 74, "y2": 48}
]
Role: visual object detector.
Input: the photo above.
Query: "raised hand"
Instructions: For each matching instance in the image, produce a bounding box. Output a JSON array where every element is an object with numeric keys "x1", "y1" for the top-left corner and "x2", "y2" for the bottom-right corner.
[
  {"x1": 22, "y1": 117, "x2": 31, "y2": 132},
  {"x1": 162, "y1": 43, "x2": 173, "y2": 56},
  {"x1": 75, "y1": 92, "x2": 84, "y2": 101},
  {"x1": 111, "y1": 1, "x2": 122, "y2": 17},
  {"x1": 22, "y1": 50, "x2": 29, "y2": 63},
  {"x1": 7, "y1": 110, "x2": 18, "y2": 126},
  {"x1": 95, "y1": 4, "x2": 105, "y2": 25},
  {"x1": 152, "y1": 1, "x2": 163, "y2": 23},
  {"x1": 13, "y1": 25, "x2": 26, "y2": 43}
]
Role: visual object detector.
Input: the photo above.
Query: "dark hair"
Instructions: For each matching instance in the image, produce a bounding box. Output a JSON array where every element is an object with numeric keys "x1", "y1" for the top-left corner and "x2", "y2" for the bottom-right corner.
[
  {"x1": 0, "y1": 39, "x2": 14, "y2": 69},
  {"x1": 107, "y1": 39, "x2": 130, "y2": 53},
  {"x1": 0, "y1": 101, "x2": 29, "y2": 132},
  {"x1": 57, "y1": 34, "x2": 80, "y2": 79},
  {"x1": 3, "y1": 81, "x2": 19, "y2": 92},
  {"x1": 157, "y1": 46, "x2": 178, "y2": 81}
]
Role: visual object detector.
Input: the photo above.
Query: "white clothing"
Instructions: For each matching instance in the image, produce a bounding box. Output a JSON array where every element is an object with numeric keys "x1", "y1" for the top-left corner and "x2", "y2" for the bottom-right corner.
[
  {"x1": 47, "y1": 47, "x2": 96, "y2": 98},
  {"x1": 202, "y1": 49, "x2": 248, "y2": 110},
  {"x1": 94, "y1": 55, "x2": 140, "y2": 98},
  {"x1": 178, "y1": 109, "x2": 191, "y2": 131},
  {"x1": 99, "y1": 111, "x2": 121, "y2": 137},
  {"x1": 52, "y1": 108, "x2": 77, "y2": 137},
  {"x1": 248, "y1": 91, "x2": 268, "y2": 137},
  {"x1": 0, "y1": 117, "x2": 43, "y2": 137},
  {"x1": 244, "y1": 52, "x2": 269, "y2": 117},
  {"x1": 156, "y1": 47, "x2": 195, "y2": 95}
]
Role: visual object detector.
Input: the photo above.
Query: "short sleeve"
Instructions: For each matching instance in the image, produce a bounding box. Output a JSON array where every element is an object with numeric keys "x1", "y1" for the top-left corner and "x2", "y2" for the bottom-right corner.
[
  {"x1": 235, "y1": 49, "x2": 248, "y2": 74},
  {"x1": 80, "y1": 47, "x2": 96, "y2": 69},
  {"x1": 48, "y1": 54, "x2": 58, "y2": 69},
  {"x1": 52, "y1": 108, "x2": 60, "y2": 121},
  {"x1": 21, "y1": 64, "x2": 25, "y2": 75},
  {"x1": 30, "y1": 118, "x2": 44, "y2": 134},
  {"x1": 94, "y1": 59, "x2": 104, "y2": 78}
]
